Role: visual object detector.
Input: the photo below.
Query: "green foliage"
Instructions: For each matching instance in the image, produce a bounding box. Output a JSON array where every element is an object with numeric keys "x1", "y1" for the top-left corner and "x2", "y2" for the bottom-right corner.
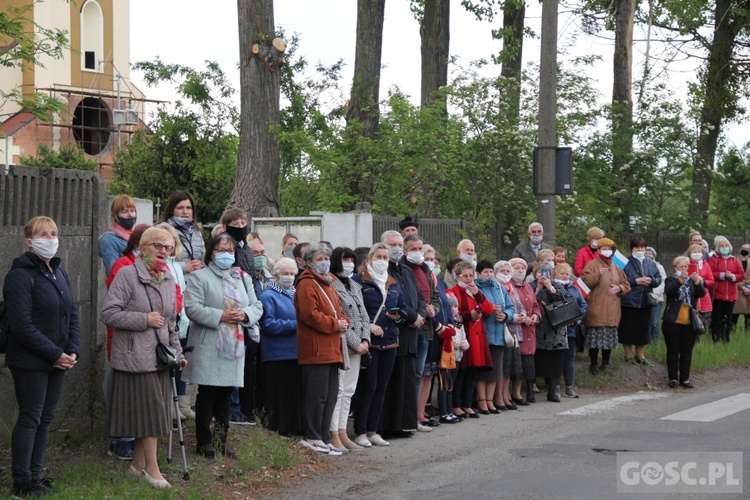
[
  {"x1": 110, "y1": 114, "x2": 237, "y2": 223},
  {"x1": 19, "y1": 143, "x2": 97, "y2": 173},
  {"x1": 0, "y1": 1, "x2": 69, "y2": 121},
  {"x1": 711, "y1": 145, "x2": 750, "y2": 235}
]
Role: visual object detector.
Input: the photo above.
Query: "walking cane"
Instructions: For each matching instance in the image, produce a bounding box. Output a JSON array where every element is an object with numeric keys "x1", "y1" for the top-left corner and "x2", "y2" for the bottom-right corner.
[{"x1": 168, "y1": 368, "x2": 190, "y2": 480}]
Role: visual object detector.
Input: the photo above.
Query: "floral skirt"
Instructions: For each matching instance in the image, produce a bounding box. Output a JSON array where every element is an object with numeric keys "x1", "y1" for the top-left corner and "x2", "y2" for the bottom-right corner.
[{"x1": 583, "y1": 326, "x2": 619, "y2": 350}]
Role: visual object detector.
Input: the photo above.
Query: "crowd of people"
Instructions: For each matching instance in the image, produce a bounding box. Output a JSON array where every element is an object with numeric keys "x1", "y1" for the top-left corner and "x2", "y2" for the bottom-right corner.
[{"x1": 4, "y1": 193, "x2": 750, "y2": 495}]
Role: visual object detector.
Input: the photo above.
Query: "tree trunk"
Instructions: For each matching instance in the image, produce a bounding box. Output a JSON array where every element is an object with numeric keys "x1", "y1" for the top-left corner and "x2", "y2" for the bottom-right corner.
[
  {"x1": 420, "y1": 0, "x2": 450, "y2": 109},
  {"x1": 689, "y1": 0, "x2": 737, "y2": 231},
  {"x1": 610, "y1": 0, "x2": 635, "y2": 231},
  {"x1": 500, "y1": 0, "x2": 525, "y2": 122},
  {"x1": 347, "y1": 0, "x2": 386, "y2": 140},
  {"x1": 345, "y1": 0, "x2": 386, "y2": 205},
  {"x1": 230, "y1": 0, "x2": 282, "y2": 217}
]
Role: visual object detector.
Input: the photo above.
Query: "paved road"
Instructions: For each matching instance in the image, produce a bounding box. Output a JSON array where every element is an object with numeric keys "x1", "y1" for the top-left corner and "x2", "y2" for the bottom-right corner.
[{"x1": 279, "y1": 379, "x2": 750, "y2": 499}]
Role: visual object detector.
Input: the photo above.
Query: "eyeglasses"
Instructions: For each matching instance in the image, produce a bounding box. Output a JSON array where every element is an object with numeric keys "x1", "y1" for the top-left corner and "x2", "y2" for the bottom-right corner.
[{"x1": 150, "y1": 242, "x2": 175, "y2": 253}]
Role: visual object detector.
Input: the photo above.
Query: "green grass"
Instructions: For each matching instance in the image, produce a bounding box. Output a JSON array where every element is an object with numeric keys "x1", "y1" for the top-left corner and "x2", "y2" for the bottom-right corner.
[
  {"x1": 650, "y1": 325, "x2": 750, "y2": 372},
  {"x1": 0, "y1": 423, "x2": 300, "y2": 498}
]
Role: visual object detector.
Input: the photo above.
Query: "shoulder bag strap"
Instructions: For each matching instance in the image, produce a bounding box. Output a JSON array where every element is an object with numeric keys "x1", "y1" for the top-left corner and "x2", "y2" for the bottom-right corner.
[{"x1": 312, "y1": 280, "x2": 337, "y2": 319}]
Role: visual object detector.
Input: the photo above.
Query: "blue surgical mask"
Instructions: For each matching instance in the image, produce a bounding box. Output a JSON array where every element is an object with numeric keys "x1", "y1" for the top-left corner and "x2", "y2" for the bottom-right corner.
[
  {"x1": 214, "y1": 252, "x2": 235, "y2": 270},
  {"x1": 720, "y1": 247, "x2": 730, "y2": 256},
  {"x1": 312, "y1": 260, "x2": 330, "y2": 275}
]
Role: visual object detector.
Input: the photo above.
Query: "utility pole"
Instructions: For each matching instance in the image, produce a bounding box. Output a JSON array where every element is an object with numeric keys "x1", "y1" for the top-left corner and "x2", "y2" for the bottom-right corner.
[{"x1": 536, "y1": 0, "x2": 558, "y2": 244}]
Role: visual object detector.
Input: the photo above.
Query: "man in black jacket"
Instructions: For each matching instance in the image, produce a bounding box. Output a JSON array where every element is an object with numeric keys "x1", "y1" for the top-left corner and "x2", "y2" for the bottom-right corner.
[{"x1": 380, "y1": 230, "x2": 425, "y2": 439}]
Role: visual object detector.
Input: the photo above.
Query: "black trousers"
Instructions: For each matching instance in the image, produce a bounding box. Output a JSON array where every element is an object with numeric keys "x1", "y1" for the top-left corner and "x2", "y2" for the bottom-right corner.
[
  {"x1": 300, "y1": 364, "x2": 339, "y2": 442},
  {"x1": 195, "y1": 385, "x2": 233, "y2": 447},
  {"x1": 711, "y1": 299, "x2": 735, "y2": 342},
  {"x1": 662, "y1": 322, "x2": 696, "y2": 383},
  {"x1": 354, "y1": 348, "x2": 397, "y2": 436}
]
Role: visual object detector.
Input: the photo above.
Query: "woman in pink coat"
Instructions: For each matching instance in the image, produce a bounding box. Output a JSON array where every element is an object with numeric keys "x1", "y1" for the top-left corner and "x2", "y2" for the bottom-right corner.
[{"x1": 507, "y1": 258, "x2": 541, "y2": 404}]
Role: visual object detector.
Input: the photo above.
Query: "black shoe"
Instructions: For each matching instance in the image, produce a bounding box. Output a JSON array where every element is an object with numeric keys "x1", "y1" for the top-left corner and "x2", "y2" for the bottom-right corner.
[
  {"x1": 465, "y1": 411, "x2": 480, "y2": 418},
  {"x1": 221, "y1": 445, "x2": 238, "y2": 459},
  {"x1": 680, "y1": 381, "x2": 694, "y2": 389},
  {"x1": 526, "y1": 394, "x2": 536, "y2": 404},
  {"x1": 33, "y1": 478, "x2": 54, "y2": 494},
  {"x1": 547, "y1": 393, "x2": 561, "y2": 403},
  {"x1": 511, "y1": 396, "x2": 529, "y2": 406},
  {"x1": 668, "y1": 380, "x2": 679, "y2": 388},
  {"x1": 11, "y1": 480, "x2": 42, "y2": 498},
  {"x1": 425, "y1": 416, "x2": 441, "y2": 427},
  {"x1": 197, "y1": 443, "x2": 216, "y2": 458},
  {"x1": 589, "y1": 364, "x2": 600, "y2": 375},
  {"x1": 506, "y1": 402, "x2": 518, "y2": 410},
  {"x1": 439, "y1": 415, "x2": 458, "y2": 424},
  {"x1": 478, "y1": 408, "x2": 490, "y2": 415},
  {"x1": 452, "y1": 412, "x2": 466, "y2": 421},
  {"x1": 393, "y1": 430, "x2": 415, "y2": 438}
]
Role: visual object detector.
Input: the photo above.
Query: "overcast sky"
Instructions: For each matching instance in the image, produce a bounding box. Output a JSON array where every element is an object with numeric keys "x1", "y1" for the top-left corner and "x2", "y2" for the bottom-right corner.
[{"x1": 129, "y1": 1, "x2": 748, "y2": 149}]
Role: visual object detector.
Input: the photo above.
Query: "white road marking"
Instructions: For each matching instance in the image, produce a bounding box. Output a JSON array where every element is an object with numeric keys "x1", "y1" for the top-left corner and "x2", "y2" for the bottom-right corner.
[
  {"x1": 557, "y1": 391, "x2": 670, "y2": 416},
  {"x1": 660, "y1": 393, "x2": 750, "y2": 422}
]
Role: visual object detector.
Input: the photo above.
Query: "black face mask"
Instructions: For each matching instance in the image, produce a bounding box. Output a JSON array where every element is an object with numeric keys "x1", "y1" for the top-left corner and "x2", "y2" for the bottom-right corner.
[
  {"x1": 116, "y1": 216, "x2": 137, "y2": 230},
  {"x1": 225, "y1": 224, "x2": 248, "y2": 244},
  {"x1": 741, "y1": 249, "x2": 749, "y2": 257}
]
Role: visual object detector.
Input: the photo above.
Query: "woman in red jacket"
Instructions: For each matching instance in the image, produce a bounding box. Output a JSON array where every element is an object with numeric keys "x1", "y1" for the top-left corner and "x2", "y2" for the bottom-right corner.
[
  {"x1": 448, "y1": 261, "x2": 495, "y2": 418},
  {"x1": 708, "y1": 236, "x2": 743, "y2": 343},
  {"x1": 573, "y1": 227, "x2": 604, "y2": 277},
  {"x1": 687, "y1": 243, "x2": 714, "y2": 335}
]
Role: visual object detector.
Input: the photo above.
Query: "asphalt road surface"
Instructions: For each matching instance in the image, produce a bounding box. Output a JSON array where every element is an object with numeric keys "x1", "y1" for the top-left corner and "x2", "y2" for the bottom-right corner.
[{"x1": 279, "y1": 378, "x2": 750, "y2": 499}]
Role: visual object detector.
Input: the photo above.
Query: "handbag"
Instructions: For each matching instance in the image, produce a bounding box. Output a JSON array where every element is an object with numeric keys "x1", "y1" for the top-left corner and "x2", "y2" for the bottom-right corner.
[
  {"x1": 646, "y1": 293, "x2": 659, "y2": 307},
  {"x1": 143, "y1": 284, "x2": 181, "y2": 370},
  {"x1": 503, "y1": 324, "x2": 516, "y2": 348},
  {"x1": 360, "y1": 351, "x2": 372, "y2": 369},
  {"x1": 690, "y1": 307, "x2": 705, "y2": 335},
  {"x1": 439, "y1": 345, "x2": 456, "y2": 370},
  {"x1": 543, "y1": 291, "x2": 584, "y2": 330}
]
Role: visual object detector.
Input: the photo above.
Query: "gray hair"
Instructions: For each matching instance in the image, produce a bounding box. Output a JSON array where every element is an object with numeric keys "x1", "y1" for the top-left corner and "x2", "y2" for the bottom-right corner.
[
  {"x1": 456, "y1": 239, "x2": 473, "y2": 252},
  {"x1": 272, "y1": 257, "x2": 297, "y2": 275},
  {"x1": 423, "y1": 243, "x2": 436, "y2": 255},
  {"x1": 714, "y1": 236, "x2": 732, "y2": 253},
  {"x1": 494, "y1": 260, "x2": 510, "y2": 273},
  {"x1": 381, "y1": 230, "x2": 402, "y2": 244},
  {"x1": 528, "y1": 222, "x2": 543, "y2": 232},
  {"x1": 304, "y1": 242, "x2": 332, "y2": 263}
]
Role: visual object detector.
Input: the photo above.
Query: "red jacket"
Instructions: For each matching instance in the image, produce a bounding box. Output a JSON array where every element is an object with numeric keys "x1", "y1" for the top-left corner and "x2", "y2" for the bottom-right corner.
[
  {"x1": 708, "y1": 254, "x2": 743, "y2": 302},
  {"x1": 449, "y1": 285, "x2": 495, "y2": 370},
  {"x1": 690, "y1": 258, "x2": 714, "y2": 312},
  {"x1": 574, "y1": 245, "x2": 598, "y2": 277}
]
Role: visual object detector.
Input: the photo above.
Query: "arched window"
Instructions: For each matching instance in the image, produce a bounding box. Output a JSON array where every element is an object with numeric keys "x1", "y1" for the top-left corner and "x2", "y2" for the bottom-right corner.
[{"x1": 81, "y1": 0, "x2": 103, "y2": 72}]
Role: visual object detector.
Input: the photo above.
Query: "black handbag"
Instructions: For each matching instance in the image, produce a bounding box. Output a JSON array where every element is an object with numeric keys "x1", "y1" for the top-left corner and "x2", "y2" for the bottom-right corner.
[
  {"x1": 143, "y1": 284, "x2": 181, "y2": 370},
  {"x1": 543, "y1": 290, "x2": 585, "y2": 330},
  {"x1": 690, "y1": 307, "x2": 705, "y2": 335}
]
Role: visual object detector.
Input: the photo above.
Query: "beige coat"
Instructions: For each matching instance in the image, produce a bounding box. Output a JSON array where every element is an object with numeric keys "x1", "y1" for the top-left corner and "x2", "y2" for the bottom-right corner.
[
  {"x1": 580, "y1": 257, "x2": 631, "y2": 327},
  {"x1": 733, "y1": 259, "x2": 750, "y2": 315}
]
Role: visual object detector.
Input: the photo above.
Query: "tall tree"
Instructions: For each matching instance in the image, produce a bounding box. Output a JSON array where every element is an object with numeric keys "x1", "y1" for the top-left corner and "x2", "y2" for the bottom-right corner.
[
  {"x1": 419, "y1": 0, "x2": 450, "y2": 109},
  {"x1": 499, "y1": 0, "x2": 526, "y2": 121},
  {"x1": 688, "y1": 0, "x2": 750, "y2": 230},
  {"x1": 610, "y1": 0, "x2": 636, "y2": 230},
  {"x1": 230, "y1": 0, "x2": 285, "y2": 217}
]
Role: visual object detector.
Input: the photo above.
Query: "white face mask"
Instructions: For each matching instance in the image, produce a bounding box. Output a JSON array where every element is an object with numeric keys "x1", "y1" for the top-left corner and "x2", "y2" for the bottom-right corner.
[
  {"x1": 389, "y1": 246, "x2": 404, "y2": 262},
  {"x1": 632, "y1": 251, "x2": 646, "y2": 260},
  {"x1": 460, "y1": 252, "x2": 476, "y2": 263},
  {"x1": 690, "y1": 253, "x2": 703, "y2": 261},
  {"x1": 530, "y1": 235, "x2": 543, "y2": 245},
  {"x1": 29, "y1": 238, "x2": 59, "y2": 260},
  {"x1": 425, "y1": 261, "x2": 435, "y2": 271},
  {"x1": 496, "y1": 273, "x2": 511, "y2": 284},
  {"x1": 554, "y1": 279, "x2": 571, "y2": 286},
  {"x1": 600, "y1": 249, "x2": 613, "y2": 258},
  {"x1": 278, "y1": 275, "x2": 295, "y2": 289},
  {"x1": 591, "y1": 239, "x2": 599, "y2": 249},
  {"x1": 341, "y1": 262, "x2": 355, "y2": 277},
  {"x1": 370, "y1": 260, "x2": 389, "y2": 274},
  {"x1": 406, "y1": 251, "x2": 424, "y2": 265},
  {"x1": 512, "y1": 270, "x2": 526, "y2": 282}
]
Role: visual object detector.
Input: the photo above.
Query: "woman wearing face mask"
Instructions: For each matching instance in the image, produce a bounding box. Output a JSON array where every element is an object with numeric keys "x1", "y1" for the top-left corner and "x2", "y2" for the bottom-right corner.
[
  {"x1": 294, "y1": 243, "x2": 347, "y2": 455},
  {"x1": 506, "y1": 258, "x2": 540, "y2": 404},
  {"x1": 685, "y1": 244, "x2": 713, "y2": 338},
  {"x1": 580, "y1": 238, "x2": 631, "y2": 374},
  {"x1": 474, "y1": 260, "x2": 514, "y2": 413},
  {"x1": 99, "y1": 195, "x2": 138, "y2": 275},
  {"x1": 732, "y1": 243, "x2": 750, "y2": 332},
  {"x1": 493, "y1": 260, "x2": 523, "y2": 409},
  {"x1": 4, "y1": 216, "x2": 81, "y2": 497},
  {"x1": 258, "y1": 258, "x2": 302, "y2": 436},
  {"x1": 662, "y1": 256, "x2": 706, "y2": 388},
  {"x1": 574, "y1": 227, "x2": 604, "y2": 277},
  {"x1": 619, "y1": 237, "x2": 662, "y2": 364},
  {"x1": 553, "y1": 263, "x2": 587, "y2": 398},
  {"x1": 449, "y1": 261, "x2": 495, "y2": 418},
  {"x1": 163, "y1": 191, "x2": 205, "y2": 274},
  {"x1": 351, "y1": 243, "x2": 406, "y2": 447},
  {"x1": 708, "y1": 237, "x2": 743, "y2": 342},
  {"x1": 328, "y1": 247, "x2": 370, "y2": 453},
  {"x1": 102, "y1": 227, "x2": 186, "y2": 488},
  {"x1": 182, "y1": 234, "x2": 263, "y2": 459},
  {"x1": 280, "y1": 233, "x2": 299, "y2": 260}
]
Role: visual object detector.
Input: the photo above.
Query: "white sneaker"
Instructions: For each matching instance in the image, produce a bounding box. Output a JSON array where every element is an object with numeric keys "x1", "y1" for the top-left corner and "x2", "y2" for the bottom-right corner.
[
  {"x1": 367, "y1": 434, "x2": 390, "y2": 447},
  {"x1": 417, "y1": 423, "x2": 433, "y2": 432},
  {"x1": 327, "y1": 446, "x2": 343, "y2": 456},
  {"x1": 354, "y1": 434, "x2": 372, "y2": 448},
  {"x1": 300, "y1": 439, "x2": 329, "y2": 453},
  {"x1": 328, "y1": 444, "x2": 348, "y2": 454}
]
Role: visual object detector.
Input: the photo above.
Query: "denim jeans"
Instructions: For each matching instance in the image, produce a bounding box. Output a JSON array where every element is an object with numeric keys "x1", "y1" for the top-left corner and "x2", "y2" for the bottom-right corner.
[
  {"x1": 10, "y1": 369, "x2": 66, "y2": 483},
  {"x1": 649, "y1": 302, "x2": 663, "y2": 344}
]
